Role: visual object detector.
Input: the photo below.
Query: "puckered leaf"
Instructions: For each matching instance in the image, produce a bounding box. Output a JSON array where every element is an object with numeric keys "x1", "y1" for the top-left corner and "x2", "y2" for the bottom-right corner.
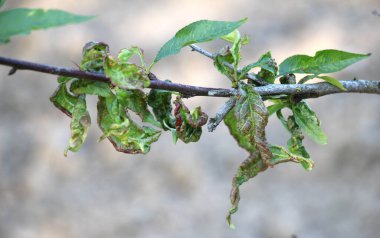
[
  {"x1": 81, "y1": 41, "x2": 109, "y2": 72},
  {"x1": 224, "y1": 83, "x2": 272, "y2": 165},
  {"x1": 292, "y1": 101, "x2": 327, "y2": 145},
  {"x1": 115, "y1": 88, "x2": 161, "y2": 127},
  {"x1": 97, "y1": 96, "x2": 161, "y2": 154},
  {"x1": 147, "y1": 88, "x2": 175, "y2": 130},
  {"x1": 118, "y1": 47, "x2": 147, "y2": 70},
  {"x1": 64, "y1": 95, "x2": 91, "y2": 156},
  {"x1": 173, "y1": 97, "x2": 208, "y2": 143},
  {"x1": 153, "y1": 18, "x2": 247, "y2": 64},
  {"x1": 0, "y1": 8, "x2": 94, "y2": 44},
  {"x1": 50, "y1": 77, "x2": 79, "y2": 117},
  {"x1": 214, "y1": 46, "x2": 235, "y2": 82},
  {"x1": 70, "y1": 79, "x2": 112, "y2": 97},
  {"x1": 279, "y1": 49, "x2": 370, "y2": 75},
  {"x1": 104, "y1": 56, "x2": 150, "y2": 89},
  {"x1": 239, "y1": 52, "x2": 278, "y2": 83},
  {"x1": 286, "y1": 116, "x2": 310, "y2": 160}
]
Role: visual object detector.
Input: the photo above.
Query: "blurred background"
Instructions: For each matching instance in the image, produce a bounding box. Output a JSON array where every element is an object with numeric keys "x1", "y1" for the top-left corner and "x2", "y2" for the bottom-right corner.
[{"x1": 0, "y1": 0, "x2": 379, "y2": 237}]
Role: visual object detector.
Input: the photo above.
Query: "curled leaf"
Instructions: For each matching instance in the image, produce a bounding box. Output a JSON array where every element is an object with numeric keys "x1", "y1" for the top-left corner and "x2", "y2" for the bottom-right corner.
[
  {"x1": 64, "y1": 95, "x2": 91, "y2": 156},
  {"x1": 97, "y1": 96, "x2": 161, "y2": 154},
  {"x1": 70, "y1": 79, "x2": 112, "y2": 97},
  {"x1": 50, "y1": 77, "x2": 79, "y2": 117},
  {"x1": 81, "y1": 41, "x2": 109, "y2": 72},
  {"x1": 148, "y1": 88, "x2": 175, "y2": 130},
  {"x1": 173, "y1": 97, "x2": 208, "y2": 143},
  {"x1": 239, "y1": 52, "x2": 278, "y2": 83}
]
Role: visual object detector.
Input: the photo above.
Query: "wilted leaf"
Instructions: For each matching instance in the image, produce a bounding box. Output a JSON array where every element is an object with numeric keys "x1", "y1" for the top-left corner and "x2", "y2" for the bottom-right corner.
[
  {"x1": 224, "y1": 83, "x2": 272, "y2": 165},
  {"x1": 279, "y1": 49, "x2": 370, "y2": 75},
  {"x1": 292, "y1": 101, "x2": 327, "y2": 145},
  {"x1": 115, "y1": 88, "x2": 160, "y2": 127},
  {"x1": 64, "y1": 95, "x2": 91, "y2": 156},
  {"x1": 173, "y1": 97, "x2": 208, "y2": 143},
  {"x1": 97, "y1": 96, "x2": 161, "y2": 154},
  {"x1": 153, "y1": 18, "x2": 247, "y2": 63},
  {"x1": 104, "y1": 56, "x2": 150, "y2": 89},
  {"x1": 0, "y1": 8, "x2": 94, "y2": 44},
  {"x1": 147, "y1": 88, "x2": 175, "y2": 130}
]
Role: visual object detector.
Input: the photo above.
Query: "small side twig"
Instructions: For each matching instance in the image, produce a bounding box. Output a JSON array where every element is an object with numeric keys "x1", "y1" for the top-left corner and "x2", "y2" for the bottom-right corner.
[{"x1": 208, "y1": 96, "x2": 237, "y2": 132}]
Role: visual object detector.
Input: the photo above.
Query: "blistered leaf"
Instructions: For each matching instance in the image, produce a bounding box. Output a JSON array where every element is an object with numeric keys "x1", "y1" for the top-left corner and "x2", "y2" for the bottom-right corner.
[
  {"x1": 115, "y1": 88, "x2": 160, "y2": 127},
  {"x1": 292, "y1": 101, "x2": 327, "y2": 145},
  {"x1": 239, "y1": 52, "x2": 278, "y2": 83},
  {"x1": 81, "y1": 41, "x2": 109, "y2": 72},
  {"x1": 97, "y1": 96, "x2": 161, "y2": 154},
  {"x1": 224, "y1": 83, "x2": 272, "y2": 165},
  {"x1": 147, "y1": 88, "x2": 175, "y2": 130},
  {"x1": 286, "y1": 116, "x2": 311, "y2": 169},
  {"x1": 50, "y1": 78, "x2": 79, "y2": 117},
  {"x1": 317, "y1": 75, "x2": 346, "y2": 91},
  {"x1": 227, "y1": 151, "x2": 268, "y2": 229},
  {"x1": 104, "y1": 56, "x2": 150, "y2": 89},
  {"x1": 173, "y1": 97, "x2": 208, "y2": 143},
  {"x1": 70, "y1": 79, "x2": 112, "y2": 97},
  {"x1": 0, "y1": 8, "x2": 94, "y2": 44},
  {"x1": 153, "y1": 18, "x2": 247, "y2": 63},
  {"x1": 279, "y1": 49, "x2": 370, "y2": 75},
  {"x1": 118, "y1": 47, "x2": 146, "y2": 70},
  {"x1": 64, "y1": 95, "x2": 91, "y2": 156}
]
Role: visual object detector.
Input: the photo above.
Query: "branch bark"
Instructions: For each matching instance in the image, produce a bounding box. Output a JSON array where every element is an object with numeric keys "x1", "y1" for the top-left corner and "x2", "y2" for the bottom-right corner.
[{"x1": 0, "y1": 56, "x2": 379, "y2": 98}]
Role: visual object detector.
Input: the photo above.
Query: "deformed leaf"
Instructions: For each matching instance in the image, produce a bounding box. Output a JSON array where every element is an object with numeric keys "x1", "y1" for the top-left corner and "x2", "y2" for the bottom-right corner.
[
  {"x1": 279, "y1": 49, "x2": 370, "y2": 75},
  {"x1": 214, "y1": 46, "x2": 235, "y2": 82},
  {"x1": 97, "y1": 96, "x2": 161, "y2": 154},
  {"x1": 224, "y1": 83, "x2": 272, "y2": 165},
  {"x1": 50, "y1": 77, "x2": 79, "y2": 117},
  {"x1": 115, "y1": 88, "x2": 161, "y2": 127},
  {"x1": 118, "y1": 46, "x2": 147, "y2": 70},
  {"x1": 70, "y1": 79, "x2": 112, "y2": 97},
  {"x1": 292, "y1": 101, "x2": 327, "y2": 145},
  {"x1": 269, "y1": 145, "x2": 313, "y2": 170},
  {"x1": 81, "y1": 41, "x2": 109, "y2": 72},
  {"x1": 147, "y1": 88, "x2": 175, "y2": 130},
  {"x1": 153, "y1": 18, "x2": 247, "y2": 63},
  {"x1": 64, "y1": 95, "x2": 91, "y2": 156},
  {"x1": 0, "y1": 8, "x2": 94, "y2": 44},
  {"x1": 239, "y1": 52, "x2": 278, "y2": 83},
  {"x1": 173, "y1": 97, "x2": 208, "y2": 143},
  {"x1": 104, "y1": 56, "x2": 150, "y2": 89}
]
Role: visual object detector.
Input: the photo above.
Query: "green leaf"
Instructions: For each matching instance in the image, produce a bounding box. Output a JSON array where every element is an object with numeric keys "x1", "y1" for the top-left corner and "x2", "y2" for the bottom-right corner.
[
  {"x1": 104, "y1": 56, "x2": 150, "y2": 89},
  {"x1": 292, "y1": 101, "x2": 327, "y2": 145},
  {"x1": 224, "y1": 83, "x2": 272, "y2": 165},
  {"x1": 115, "y1": 88, "x2": 161, "y2": 127},
  {"x1": 227, "y1": 151, "x2": 268, "y2": 229},
  {"x1": 50, "y1": 77, "x2": 79, "y2": 117},
  {"x1": 0, "y1": 8, "x2": 94, "y2": 44},
  {"x1": 118, "y1": 47, "x2": 147, "y2": 70},
  {"x1": 81, "y1": 41, "x2": 109, "y2": 73},
  {"x1": 239, "y1": 52, "x2": 278, "y2": 83},
  {"x1": 0, "y1": 0, "x2": 6, "y2": 9},
  {"x1": 173, "y1": 97, "x2": 208, "y2": 143},
  {"x1": 269, "y1": 145, "x2": 313, "y2": 170},
  {"x1": 97, "y1": 96, "x2": 161, "y2": 154},
  {"x1": 317, "y1": 75, "x2": 346, "y2": 91},
  {"x1": 64, "y1": 95, "x2": 91, "y2": 156},
  {"x1": 153, "y1": 18, "x2": 247, "y2": 63},
  {"x1": 279, "y1": 49, "x2": 370, "y2": 75},
  {"x1": 70, "y1": 79, "x2": 112, "y2": 97},
  {"x1": 214, "y1": 46, "x2": 235, "y2": 82},
  {"x1": 147, "y1": 88, "x2": 175, "y2": 130},
  {"x1": 267, "y1": 101, "x2": 287, "y2": 116}
]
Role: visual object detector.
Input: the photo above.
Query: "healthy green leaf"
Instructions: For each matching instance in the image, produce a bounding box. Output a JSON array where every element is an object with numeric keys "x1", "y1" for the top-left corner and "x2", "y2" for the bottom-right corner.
[
  {"x1": 115, "y1": 88, "x2": 161, "y2": 127},
  {"x1": 104, "y1": 56, "x2": 150, "y2": 89},
  {"x1": 224, "y1": 83, "x2": 272, "y2": 165},
  {"x1": 147, "y1": 88, "x2": 175, "y2": 130},
  {"x1": 173, "y1": 97, "x2": 208, "y2": 143},
  {"x1": 267, "y1": 101, "x2": 287, "y2": 116},
  {"x1": 279, "y1": 49, "x2": 370, "y2": 75},
  {"x1": 0, "y1": 0, "x2": 6, "y2": 9},
  {"x1": 292, "y1": 101, "x2": 327, "y2": 145},
  {"x1": 221, "y1": 30, "x2": 250, "y2": 45},
  {"x1": 153, "y1": 18, "x2": 247, "y2": 63},
  {"x1": 64, "y1": 95, "x2": 91, "y2": 156},
  {"x1": 318, "y1": 75, "x2": 346, "y2": 91},
  {"x1": 50, "y1": 77, "x2": 79, "y2": 117},
  {"x1": 239, "y1": 52, "x2": 278, "y2": 83},
  {"x1": 97, "y1": 96, "x2": 161, "y2": 154},
  {"x1": 0, "y1": 8, "x2": 94, "y2": 44}
]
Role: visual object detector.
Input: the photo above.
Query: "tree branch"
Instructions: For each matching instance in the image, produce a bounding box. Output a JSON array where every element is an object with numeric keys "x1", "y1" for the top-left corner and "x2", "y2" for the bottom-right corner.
[{"x1": 0, "y1": 56, "x2": 379, "y2": 98}]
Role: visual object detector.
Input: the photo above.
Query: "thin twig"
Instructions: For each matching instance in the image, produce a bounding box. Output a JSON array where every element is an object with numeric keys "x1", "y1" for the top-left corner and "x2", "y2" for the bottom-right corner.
[
  {"x1": 0, "y1": 56, "x2": 379, "y2": 98},
  {"x1": 189, "y1": 44, "x2": 269, "y2": 86},
  {"x1": 207, "y1": 96, "x2": 237, "y2": 132}
]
